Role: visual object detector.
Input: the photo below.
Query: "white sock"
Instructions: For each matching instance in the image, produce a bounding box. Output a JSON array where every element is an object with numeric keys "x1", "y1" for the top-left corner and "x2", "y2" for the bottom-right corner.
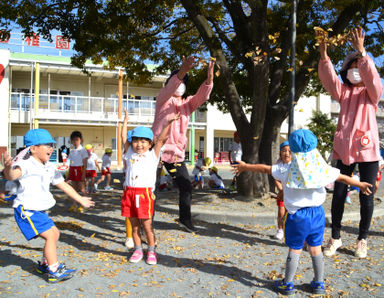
[{"x1": 48, "y1": 262, "x2": 59, "y2": 272}]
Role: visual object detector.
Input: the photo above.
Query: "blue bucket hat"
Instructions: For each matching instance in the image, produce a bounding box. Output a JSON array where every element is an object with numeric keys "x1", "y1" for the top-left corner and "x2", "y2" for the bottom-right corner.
[
  {"x1": 131, "y1": 126, "x2": 153, "y2": 141},
  {"x1": 289, "y1": 129, "x2": 317, "y2": 153},
  {"x1": 280, "y1": 140, "x2": 289, "y2": 151},
  {"x1": 24, "y1": 129, "x2": 56, "y2": 147}
]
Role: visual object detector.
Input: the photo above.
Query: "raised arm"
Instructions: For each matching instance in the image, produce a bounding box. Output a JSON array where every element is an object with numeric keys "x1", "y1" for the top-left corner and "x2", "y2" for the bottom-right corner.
[
  {"x1": 153, "y1": 112, "x2": 181, "y2": 157},
  {"x1": 121, "y1": 108, "x2": 130, "y2": 153},
  {"x1": 2, "y1": 152, "x2": 22, "y2": 181},
  {"x1": 232, "y1": 160, "x2": 272, "y2": 175}
]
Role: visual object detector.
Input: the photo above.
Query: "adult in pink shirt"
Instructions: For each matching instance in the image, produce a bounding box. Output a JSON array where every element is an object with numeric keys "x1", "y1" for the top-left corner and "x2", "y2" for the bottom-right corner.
[
  {"x1": 152, "y1": 56, "x2": 214, "y2": 232},
  {"x1": 317, "y1": 27, "x2": 383, "y2": 258}
]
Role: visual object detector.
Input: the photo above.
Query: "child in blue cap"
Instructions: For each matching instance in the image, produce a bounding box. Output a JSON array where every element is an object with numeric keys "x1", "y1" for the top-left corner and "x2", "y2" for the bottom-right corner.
[
  {"x1": 232, "y1": 129, "x2": 372, "y2": 296},
  {"x1": 2, "y1": 129, "x2": 95, "y2": 283},
  {"x1": 274, "y1": 140, "x2": 291, "y2": 240},
  {"x1": 121, "y1": 109, "x2": 180, "y2": 265}
]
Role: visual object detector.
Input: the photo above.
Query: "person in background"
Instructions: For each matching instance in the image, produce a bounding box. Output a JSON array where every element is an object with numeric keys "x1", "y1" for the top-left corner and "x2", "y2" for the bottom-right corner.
[
  {"x1": 192, "y1": 157, "x2": 211, "y2": 189},
  {"x1": 95, "y1": 148, "x2": 113, "y2": 191},
  {"x1": 229, "y1": 131, "x2": 242, "y2": 190},
  {"x1": 208, "y1": 166, "x2": 225, "y2": 189},
  {"x1": 84, "y1": 144, "x2": 100, "y2": 194}
]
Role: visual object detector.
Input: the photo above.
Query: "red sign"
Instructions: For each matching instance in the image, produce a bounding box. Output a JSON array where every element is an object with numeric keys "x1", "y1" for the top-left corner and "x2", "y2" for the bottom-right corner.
[
  {"x1": 25, "y1": 34, "x2": 40, "y2": 46},
  {"x1": 55, "y1": 36, "x2": 70, "y2": 50}
]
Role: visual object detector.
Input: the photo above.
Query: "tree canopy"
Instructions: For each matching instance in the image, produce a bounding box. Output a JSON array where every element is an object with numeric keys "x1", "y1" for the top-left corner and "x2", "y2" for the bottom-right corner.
[{"x1": 1, "y1": 0, "x2": 383, "y2": 197}]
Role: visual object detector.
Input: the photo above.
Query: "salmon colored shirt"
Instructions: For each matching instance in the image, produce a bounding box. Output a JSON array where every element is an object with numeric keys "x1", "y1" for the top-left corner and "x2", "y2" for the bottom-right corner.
[
  {"x1": 152, "y1": 75, "x2": 213, "y2": 163},
  {"x1": 318, "y1": 55, "x2": 383, "y2": 166}
]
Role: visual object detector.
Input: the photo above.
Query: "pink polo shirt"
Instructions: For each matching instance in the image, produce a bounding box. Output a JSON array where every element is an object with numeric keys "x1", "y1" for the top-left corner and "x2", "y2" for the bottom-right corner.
[
  {"x1": 152, "y1": 75, "x2": 213, "y2": 163},
  {"x1": 318, "y1": 55, "x2": 383, "y2": 165}
]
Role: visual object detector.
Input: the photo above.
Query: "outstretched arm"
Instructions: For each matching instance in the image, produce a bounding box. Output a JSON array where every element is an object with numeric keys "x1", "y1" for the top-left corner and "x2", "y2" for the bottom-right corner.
[
  {"x1": 336, "y1": 174, "x2": 372, "y2": 195},
  {"x1": 232, "y1": 160, "x2": 272, "y2": 175},
  {"x1": 56, "y1": 181, "x2": 95, "y2": 208},
  {"x1": 121, "y1": 108, "x2": 130, "y2": 153},
  {"x1": 153, "y1": 112, "x2": 181, "y2": 157}
]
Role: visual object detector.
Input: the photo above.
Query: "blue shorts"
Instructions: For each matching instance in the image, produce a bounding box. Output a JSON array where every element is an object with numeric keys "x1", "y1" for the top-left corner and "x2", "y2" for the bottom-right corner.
[
  {"x1": 211, "y1": 184, "x2": 224, "y2": 189},
  {"x1": 284, "y1": 206, "x2": 325, "y2": 250},
  {"x1": 14, "y1": 206, "x2": 55, "y2": 240},
  {"x1": 194, "y1": 174, "x2": 203, "y2": 182}
]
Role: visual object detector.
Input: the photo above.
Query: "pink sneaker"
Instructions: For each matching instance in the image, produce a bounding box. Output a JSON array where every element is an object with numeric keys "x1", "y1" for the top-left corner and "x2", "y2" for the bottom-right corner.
[
  {"x1": 129, "y1": 250, "x2": 143, "y2": 263},
  {"x1": 146, "y1": 251, "x2": 157, "y2": 265}
]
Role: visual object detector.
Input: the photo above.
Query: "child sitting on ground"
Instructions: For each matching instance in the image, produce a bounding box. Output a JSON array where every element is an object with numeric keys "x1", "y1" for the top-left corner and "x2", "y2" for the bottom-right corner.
[
  {"x1": 121, "y1": 109, "x2": 180, "y2": 265},
  {"x1": 274, "y1": 141, "x2": 291, "y2": 240},
  {"x1": 95, "y1": 148, "x2": 113, "y2": 191},
  {"x1": 232, "y1": 129, "x2": 372, "y2": 296},
  {"x1": 192, "y1": 157, "x2": 211, "y2": 189},
  {"x1": 208, "y1": 166, "x2": 225, "y2": 189},
  {"x1": 2, "y1": 129, "x2": 94, "y2": 283}
]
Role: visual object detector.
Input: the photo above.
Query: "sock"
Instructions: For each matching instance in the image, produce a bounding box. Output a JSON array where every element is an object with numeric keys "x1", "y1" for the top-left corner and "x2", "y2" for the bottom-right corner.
[
  {"x1": 311, "y1": 253, "x2": 324, "y2": 282},
  {"x1": 41, "y1": 257, "x2": 48, "y2": 265},
  {"x1": 284, "y1": 251, "x2": 300, "y2": 283},
  {"x1": 134, "y1": 245, "x2": 142, "y2": 252},
  {"x1": 148, "y1": 246, "x2": 155, "y2": 252},
  {"x1": 48, "y1": 262, "x2": 59, "y2": 273}
]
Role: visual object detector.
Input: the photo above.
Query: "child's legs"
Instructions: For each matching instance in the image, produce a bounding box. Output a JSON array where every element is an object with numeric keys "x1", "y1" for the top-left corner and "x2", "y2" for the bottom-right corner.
[
  {"x1": 277, "y1": 202, "x2": 285, "y2": 229},
  {"x1": 96, "y1": 175, "x2": 105, "y2": 185},
  {"x1": 129, "y1": 217, "x2": 141, "y2": 247},
  {"x1": 141, "y1": 218, "x2": 155, "y2": 247},
  {"x1": 106, "y1": 173, "x2": 111, "y2": 187},
  {"x1": 285, "y1": 248, "x2": 302, "y2": 283},
  {"x1": 126, "y1": 217, "x2": 132, "y2": 238},
  {"x1": 40, "y1": 226, "x2": 60, "y2": 265}
]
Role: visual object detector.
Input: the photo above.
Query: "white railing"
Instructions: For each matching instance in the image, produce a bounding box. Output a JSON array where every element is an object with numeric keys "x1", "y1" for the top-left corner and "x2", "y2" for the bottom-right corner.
[{"x1": 10, "y1": 92, "x2": 157, "y2": 116}]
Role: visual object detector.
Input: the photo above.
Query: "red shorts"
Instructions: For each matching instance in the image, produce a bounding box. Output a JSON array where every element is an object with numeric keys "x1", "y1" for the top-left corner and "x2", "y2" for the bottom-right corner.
[
  {"x1": 68, "y1": 166, "x2": 83, "y2": 181},
  {"x1": 121, "y1": 187, "x2": 155, "y2": 219},
  {"x1": 276, "y1": 198, "x2": 284, "y2": 207},
  {"x1": 86, "y1": 170, "x2": 97, "y2": 178},
  {"x1": 102, "y1": 167, "x2": 111, "y2": 176}
]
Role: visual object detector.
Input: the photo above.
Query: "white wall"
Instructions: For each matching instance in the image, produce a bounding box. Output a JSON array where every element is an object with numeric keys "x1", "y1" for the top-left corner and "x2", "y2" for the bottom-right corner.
[{"x1": 0, "y1": 49, "x2": 10, "y2": 149}]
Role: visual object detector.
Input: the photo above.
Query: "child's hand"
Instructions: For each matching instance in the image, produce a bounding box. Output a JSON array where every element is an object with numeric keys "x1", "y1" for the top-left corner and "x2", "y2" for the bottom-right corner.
[
  {"x1": 79, "y1": 196, "x2": 95, "y2": 208},
  {"x1": 2, "y1": 152, "x2": 13, "y2": 169},
  {"x1": 231, "y1": 161, "x2": 246, "y2": 176},
  {"x1": 359, "y1": 182, "x2": 372, "y2": 195},
  {"x1": 350, "y1": 27, "x2": 365, "y2": 54},
  {"x1": 169, "y1": 112, "x2": 181, "y2": 123}
]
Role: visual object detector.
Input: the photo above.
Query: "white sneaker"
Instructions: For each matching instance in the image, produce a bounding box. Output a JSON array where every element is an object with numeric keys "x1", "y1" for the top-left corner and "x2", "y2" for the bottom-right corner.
[
  {"x1": 124, "y1": 237, "x2": 134, "y2": 249},
  {"x1": 94, "y1": 183, "x2": 98, "y2": 190},
  {"x1": 355, "y1": 239, "x2": 368, "y2": 258},
  {"x1": 323, "y1": 238, "x2": 342, "y2": 257},
  {"x1": 275, "y1": 229, "x2": 284, "y2": 240}
]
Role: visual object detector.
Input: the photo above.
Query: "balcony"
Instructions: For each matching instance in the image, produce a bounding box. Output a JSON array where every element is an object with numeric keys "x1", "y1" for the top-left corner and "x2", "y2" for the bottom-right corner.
[{"x1": 9, "y1": 92, "x2": 208, "y2": 127}]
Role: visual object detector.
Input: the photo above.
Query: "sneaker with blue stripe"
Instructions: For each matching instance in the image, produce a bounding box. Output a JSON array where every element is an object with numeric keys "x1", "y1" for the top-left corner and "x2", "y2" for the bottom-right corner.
[
  {"x1": 36, "y1": 261, "x2": 49, "y2": 274},
  {"x1": 274, "y1": 279, "x2": 295, "y2": 296},
  {"x1": 311, "y1": 280, "x2": 325, "y2": 295},
  {"x1": 47, "y1": 263, "x2": 76, "y2": 283}
]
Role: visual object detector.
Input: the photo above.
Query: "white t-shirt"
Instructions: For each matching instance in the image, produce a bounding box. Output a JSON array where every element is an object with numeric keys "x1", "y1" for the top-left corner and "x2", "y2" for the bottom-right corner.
[
  {"x1": 13, "y1": 156, "x2": 64, "y2": 211},
  {"x1": 210, "y1": 172, "x2": 224, "y2": 188},
  {"x1": 101, "y1": 154, "x2": 112, "y2": 170},
  {"x1": 123, "y1": 147, "x2": 160, "y2": 189},
  {"x1": 272, "y1": 162, "x2": 337, "y2": 214},
  {"x1": 86, "y1": 152, "x2": 99, "y2": 171},
  {"x1": 229, "y1": 142, "x2": 242, "y2": 162},
  {"x1": 192, "y1": 159, "x2": 205, "y2": 176},
  {"x1": 68, "y1": 145, "x2": 88, "y2": 167}
]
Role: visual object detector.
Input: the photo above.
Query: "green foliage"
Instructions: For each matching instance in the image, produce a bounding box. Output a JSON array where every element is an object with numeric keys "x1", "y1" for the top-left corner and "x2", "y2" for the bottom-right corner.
[{"x1": 307, "y1": 110, "x2": 337, "y2": 158}]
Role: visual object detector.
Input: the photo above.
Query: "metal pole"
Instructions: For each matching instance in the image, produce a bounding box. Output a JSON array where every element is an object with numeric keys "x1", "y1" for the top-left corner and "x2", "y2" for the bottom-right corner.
[
  {"x1": 190, "y1": 112, "x2": 195, "y2": 166},
  {"x1": 34, "y1": 62, "x2": 40, "y2": 129},
  {"x1": 117, "y1": 69, "x2": 123, "y2": 168},
  {"x1": 288, "y1": 0, "x2": 296, "y2": 136}
]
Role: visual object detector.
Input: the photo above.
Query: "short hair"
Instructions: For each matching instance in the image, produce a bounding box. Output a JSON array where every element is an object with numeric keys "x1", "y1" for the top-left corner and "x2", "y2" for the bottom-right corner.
[
  {"x1": 340, "y1": 57, "x2": 359, "y2": 87},
  {"x1": 70, "y1": 130, "x2": 83, "y2": 141}
]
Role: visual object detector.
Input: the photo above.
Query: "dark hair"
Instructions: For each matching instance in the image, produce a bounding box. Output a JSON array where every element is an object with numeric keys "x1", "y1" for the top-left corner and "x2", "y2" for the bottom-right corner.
[
  {"x1": 165, "y1": 70, "x2": 189, "y2": 86},
  {"x1": 131, "y1": 137, "x2": 154, "y2": 150},
  {"x1": 340, "y1": 57, "x2": 359, "y2": 87},
  {"x1": 70, "y1": 130, "x2": 83, "y2": 141}
]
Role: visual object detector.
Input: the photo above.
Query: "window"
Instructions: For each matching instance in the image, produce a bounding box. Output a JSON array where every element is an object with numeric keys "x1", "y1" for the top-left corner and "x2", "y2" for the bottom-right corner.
[{"x1": 214, "y1": 137, "x2": 233, "y2": 152}]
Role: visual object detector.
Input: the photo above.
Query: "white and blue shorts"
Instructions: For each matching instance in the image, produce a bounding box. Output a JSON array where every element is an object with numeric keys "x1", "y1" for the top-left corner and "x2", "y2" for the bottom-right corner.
[
  {"x1": 194, "y1": 174, "x2": 203, "y2": 182},
  {"x1": 284, "y1": 205, "x2": 325, "y2": 250},
  {"x1": 14, "y1": 206, "x2": 55, "y2": 240}
]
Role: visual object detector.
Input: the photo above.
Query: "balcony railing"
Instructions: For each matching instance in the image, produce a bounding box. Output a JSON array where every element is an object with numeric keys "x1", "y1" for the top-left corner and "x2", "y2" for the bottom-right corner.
[{"x1": 10, "y1": 92, "x2": 156, "y2": 116}]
